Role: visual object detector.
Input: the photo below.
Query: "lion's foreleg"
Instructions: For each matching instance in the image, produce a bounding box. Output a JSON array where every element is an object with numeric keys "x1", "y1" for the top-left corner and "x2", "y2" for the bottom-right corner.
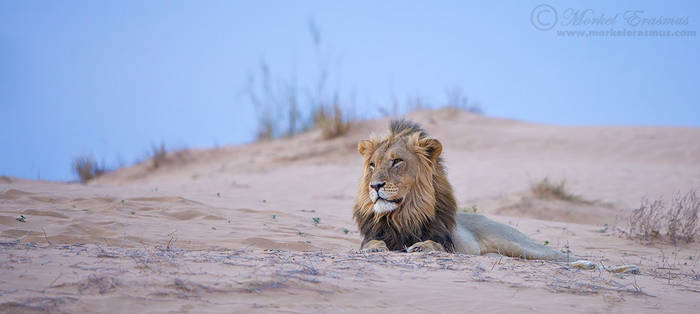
[
  {"x1": 406, "y1": 240, "x2": 445, "y2": 253},
  {"x1": 361, "y1": 239, "x2": 389, "y2": 252}
]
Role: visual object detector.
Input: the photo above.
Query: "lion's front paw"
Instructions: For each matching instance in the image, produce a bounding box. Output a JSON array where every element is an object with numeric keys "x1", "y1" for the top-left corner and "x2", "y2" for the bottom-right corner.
[
  {"x1": 406, "y1": 240, "x2": 444, "y2": 253},
  {"x1": 360, "y1": 240, "x2": 389, "y2": 253}
]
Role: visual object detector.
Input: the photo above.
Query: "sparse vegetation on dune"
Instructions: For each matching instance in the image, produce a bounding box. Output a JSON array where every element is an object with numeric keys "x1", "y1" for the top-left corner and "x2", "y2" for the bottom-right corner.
[
  {"x1": 70, "y1": 142, "x2": 193, "y2": 182},
  {"x1": 246, "y1": 21, "x2": 482, "y2": 143},
  {"x1": 246, "y1": 61, "x2": 352, "y2": 142},
  {"x1": 625, "y1": 190, "x2": 699, "y2": 244},
  {"x1": 444, "y1": 87, "x2": 483, "y2": 114},
  {"x1": 72, "y1": 155, "x2": 107, "y2": 183},
  {"x1": 150, "y1": 141, "x2": 168, "y2": 169},
  {"x1": 145, "y1": 143, "x2": 193, "y2": 171},
  {"x1": 313, "y1": 102, "x2": 350, "y2": 139},
  {"x1": 246, "y1": 20, "x2": 354, "y2": 142},
  {"x1": 530, "y1": 177, "x2": 588, "y2": 203}
]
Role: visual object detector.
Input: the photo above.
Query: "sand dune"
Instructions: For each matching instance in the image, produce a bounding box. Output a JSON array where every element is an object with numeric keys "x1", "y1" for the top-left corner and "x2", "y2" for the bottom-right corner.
[{"x1": 1, "y1": 109, "x2": 699, "y2": 313}]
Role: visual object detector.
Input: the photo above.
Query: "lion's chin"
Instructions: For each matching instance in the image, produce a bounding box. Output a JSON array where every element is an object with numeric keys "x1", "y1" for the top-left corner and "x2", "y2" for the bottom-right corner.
[{"x1": 372, "y1": 199, "x2": 399, "y2": 213}]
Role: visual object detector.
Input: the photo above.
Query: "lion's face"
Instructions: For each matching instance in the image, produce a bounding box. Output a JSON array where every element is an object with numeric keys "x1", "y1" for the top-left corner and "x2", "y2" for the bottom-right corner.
[
  {"x1": 357, "y1": 132, "x2": 443, "y2": 214},
  {"x1": 364, "y1": 139, "x2": 419, "y2": 213}
]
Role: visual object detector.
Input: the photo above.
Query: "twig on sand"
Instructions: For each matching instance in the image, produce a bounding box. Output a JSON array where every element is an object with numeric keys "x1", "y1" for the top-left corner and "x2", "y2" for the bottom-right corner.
[
  {"x1": 167, "y1": 230, "x2": 177, "y2": 251},
  {"x1": 491, "y1": 249, "x2": 504, "y2": 271},
  {"x1": 42, "y1": 273, "x2": 63, "y2": 294},
  {"x1": 42, "y1": 228, "x2": 52, "y2": 246}
]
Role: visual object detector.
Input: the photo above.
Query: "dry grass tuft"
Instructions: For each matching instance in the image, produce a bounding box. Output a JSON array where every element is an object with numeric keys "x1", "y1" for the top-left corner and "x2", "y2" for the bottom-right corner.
[
  {"x1": 445, "y1": 87, "x2": 483, "y2": 114},
  {"x1": 530, "y1": 178, "x2": 587, "y2": 203},
  {"x1": 627, "y1": 190, "x2": 698, "y2": 244},
  {"x1": 72, "y1": 156, "x2": 106, "y2": 183},
  {"x1": 313, "y1": 102, "x2": 350, "y2": 139},
  {"x1": 150, "y1": 142, "x2": 168, "y2": 169}
]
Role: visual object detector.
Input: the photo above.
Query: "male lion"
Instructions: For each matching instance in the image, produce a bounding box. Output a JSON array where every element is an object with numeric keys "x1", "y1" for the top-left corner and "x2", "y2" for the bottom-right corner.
[{"x1": 353, "y1": 119, "x2": 637, "y2": 272}]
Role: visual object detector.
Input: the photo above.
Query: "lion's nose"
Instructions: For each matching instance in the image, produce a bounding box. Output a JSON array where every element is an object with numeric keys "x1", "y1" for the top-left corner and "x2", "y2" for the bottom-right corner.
[{"x1": 370, "y1": 182, "x2": 386, "y2": 192}]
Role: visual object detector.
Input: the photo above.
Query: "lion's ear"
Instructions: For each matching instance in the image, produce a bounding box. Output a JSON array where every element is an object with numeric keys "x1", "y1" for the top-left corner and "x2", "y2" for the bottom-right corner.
[
  {"x1": 358, "y1": 140, "x2": 375, "y2": 156},
  {"x1": 418, "y1": 138, "x2": 442, "y2": 161}
]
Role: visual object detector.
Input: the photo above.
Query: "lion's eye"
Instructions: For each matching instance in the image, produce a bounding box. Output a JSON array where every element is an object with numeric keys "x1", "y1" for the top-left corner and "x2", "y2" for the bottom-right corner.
[
  {"x1": 392, "y1": 158, "x2": 403, "y2": 166},
  {"x1": 369, "y1": 162, "x2": 375, "y2": 170}
]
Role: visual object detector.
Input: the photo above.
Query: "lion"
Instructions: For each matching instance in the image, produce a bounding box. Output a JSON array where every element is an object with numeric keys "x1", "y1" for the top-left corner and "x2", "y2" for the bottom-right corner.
[{"x1": 353, "y1": 119, "x2": 637, "y2": 273}]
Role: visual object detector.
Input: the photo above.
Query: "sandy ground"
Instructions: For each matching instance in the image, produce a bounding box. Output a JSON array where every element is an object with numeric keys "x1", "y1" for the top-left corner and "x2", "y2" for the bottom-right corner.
[{"x1": 1, "y1": 109, "x2": 699, "y2": 313}]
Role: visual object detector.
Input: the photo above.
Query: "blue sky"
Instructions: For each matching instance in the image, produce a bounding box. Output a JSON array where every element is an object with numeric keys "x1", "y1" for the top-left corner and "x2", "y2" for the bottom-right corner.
[{"x1": 1, "y1": 0, "x2": 699, "y2": 181}]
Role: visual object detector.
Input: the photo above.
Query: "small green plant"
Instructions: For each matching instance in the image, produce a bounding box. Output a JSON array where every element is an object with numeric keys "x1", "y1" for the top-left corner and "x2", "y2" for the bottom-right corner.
[
  {"x1": 216, "y1": 192, "x2": 221, "y2": 197},
  {"x1": 16, "y1": 215, "x2": 26, "y2": 223},
  {"x1": 471, "y1": 205, "x2": 478, "y2": 213},
  {"x1": 561, "y1": 243, "x2": 571, "y2": 254},
  {"x1": 130, "y1": 211, "x2": 135, "y2": 215},
  {"x1": 298, "y1": 231, "x2": 304, "y2": 236},
  {"x1": 312, "y1": 217, "x2": 320, "y2": 225},
  {"x1": 343, "y1": 228, "x2": 349, "y2": 234},
  {"x1": 272, "y1": 215, "x2": 276, "y2": 219},
  {"x1": 543, "y1": 240, "x2": 549, "y2": 246}
]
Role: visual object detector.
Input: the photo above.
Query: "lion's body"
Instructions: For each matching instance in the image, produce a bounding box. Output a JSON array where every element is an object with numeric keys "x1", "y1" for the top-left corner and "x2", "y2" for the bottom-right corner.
[
  {"x1": 353, "y1": 119, "x2": 569, "y2": 261},
  {"x1": 454, "y1": 213, "x2": 568, "y2": 260}
]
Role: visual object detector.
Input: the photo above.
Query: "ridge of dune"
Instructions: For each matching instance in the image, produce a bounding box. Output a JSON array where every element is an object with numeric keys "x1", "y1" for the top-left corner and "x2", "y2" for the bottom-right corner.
[{"x1": 96, "y1": 108, "x2": 700, "y2": 210}]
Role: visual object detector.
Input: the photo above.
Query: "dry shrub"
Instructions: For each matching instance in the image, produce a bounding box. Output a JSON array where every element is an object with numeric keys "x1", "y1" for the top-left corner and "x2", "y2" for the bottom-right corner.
[
  {"x1": 151, "y1": 142, "x2": 167, "y2": 169},
  {"x1": 313, "y1": 102, "x2": 350, "y2": 139},
  {"x1": 628, "y1": 198, "x2": 665, "y2": 241},
  {"x1": 627, "y1": 190, "x2": 698, "y2": 244},
  {"x1": 73, "y1": 156, "x2": 106, "y2": 183},
  {"x1": 667, "y1": 191, "x2": 699, "y2": 244},
  {"x1": 147, "y1": 142, "x2": 191, "y2": 170},
  {"x1": 530, "y1": 178, "x2": 586, "y2": 203},
  {"x1": 445, "y1": 87, "x2": 483, "y2": 114}
]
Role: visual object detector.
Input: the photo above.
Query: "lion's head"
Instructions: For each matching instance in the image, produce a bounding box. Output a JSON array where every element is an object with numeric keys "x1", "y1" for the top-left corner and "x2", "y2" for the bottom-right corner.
[{"x1": 353, "y1": 119, "x2": 457, "y2": 252}]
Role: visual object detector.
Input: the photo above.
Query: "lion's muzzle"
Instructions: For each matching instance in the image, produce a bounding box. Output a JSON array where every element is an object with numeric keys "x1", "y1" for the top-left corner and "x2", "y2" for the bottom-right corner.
[{"x1": 369, "y1": 182, "x2": 402, "y2": 213}]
